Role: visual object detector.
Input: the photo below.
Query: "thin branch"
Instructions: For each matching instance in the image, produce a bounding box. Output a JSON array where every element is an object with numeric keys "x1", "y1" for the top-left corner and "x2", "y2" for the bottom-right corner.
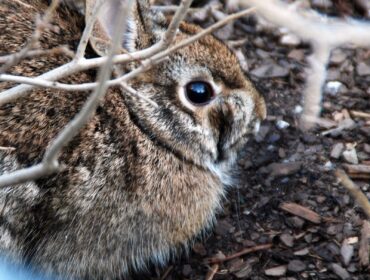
[
  {"x1": 0, "y1": 74, "x2": 96, "y2": 91},
  {"x1": 0, "y1": 3, "x2": 253, "y2": 187},
  {"x1": 159, "y1": 265, "x2": 173, "y2": 280},
  {"x1": 162, "y1": 0, "x2": 194, "y2": 46},
  {"x1": 336, "y1": 169, "x2": 370, "y2": 219},
  {"x1": 119, "y1": 82, "x2": 158, "y2": 108},
  {"x1": 0, "y1": 146, "x2": 16, "y2": 152},
  {"x1": 0, "y1": 61, "x2": 77, "y2": 105},
  {"x1": 242, "y1": 0, "x2": 370, "y2": 130},
  {"x1": 0, "y1": 0, "x2": 204, "y2": 187},
  {"x1": 0, "y1": 0, "x2": 133, "y2": 188},
  {"x1": 44, "y1": 0, "x2": 130, "y2": 163},
  {"x1": 243, "y1": 0, "x2": 370, "y2": 48},
  {"x1": 0, "y1": 46, "x2": 74, "y2": 63},
  {"x1": 0, "y1": 0, "x2": 61, "y2": 73},
  {"x1": 300, "y1": 43, "x2": 331, "y2": 130},
  {"x1": 75, "y1": 0, "x2": 104, "y2": 60},
  {"x1": 0, "y1": 163, "x2": 55, "y2": 187},
  {"x1": 0, "y1": 0, "x2": 194, "y2": 105},
  {"x1": 153, "y1": 7, "x2": 256, "y2": 59},
  {"x1": 0, "y1": 8, "x2": 256, "y2": 94},
  {"x1": 152, "y1": 5, "x2": 201, "y2": 14},
  {"x1": 205, "y1": 264, "x2": 219, "y2": 280},
  {"x1": 205, "y1": 243, "x2": 272, "y2": 264}
]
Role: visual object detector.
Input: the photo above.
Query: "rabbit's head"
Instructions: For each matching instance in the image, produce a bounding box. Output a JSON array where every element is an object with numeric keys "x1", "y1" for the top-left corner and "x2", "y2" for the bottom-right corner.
[{"x1": 92, "y1": 0, "x2": 266, "y2": 172}]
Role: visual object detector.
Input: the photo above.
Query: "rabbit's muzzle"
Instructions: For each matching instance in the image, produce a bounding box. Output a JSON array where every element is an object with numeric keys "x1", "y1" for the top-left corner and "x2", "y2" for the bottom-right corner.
[{"x1": 209, "y1": 93, "x2": 258, "y2": 161}]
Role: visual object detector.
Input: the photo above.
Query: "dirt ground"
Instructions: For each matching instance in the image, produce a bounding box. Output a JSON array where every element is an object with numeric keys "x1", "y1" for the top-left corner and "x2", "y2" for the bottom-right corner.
[{"x1": 138, "y1": 1, "x2": 370, "y2": 279}]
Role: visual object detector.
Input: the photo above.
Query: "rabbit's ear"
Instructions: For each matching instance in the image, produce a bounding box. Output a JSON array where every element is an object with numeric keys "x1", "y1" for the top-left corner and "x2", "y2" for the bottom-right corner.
[{"x1": 86, "y1": 0, "x2": 162, "y2": 56}]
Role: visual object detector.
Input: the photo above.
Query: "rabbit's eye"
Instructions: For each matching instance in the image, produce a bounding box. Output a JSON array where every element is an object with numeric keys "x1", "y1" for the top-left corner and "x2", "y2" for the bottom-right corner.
[{"x1": 185, "y1": 81, "x2": 215, "y2": 106}]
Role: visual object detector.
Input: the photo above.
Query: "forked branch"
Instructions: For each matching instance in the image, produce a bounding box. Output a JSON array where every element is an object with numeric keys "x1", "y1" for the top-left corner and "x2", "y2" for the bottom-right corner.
[
  {"x1": 242, "y1": 0, "x2": 370, "y2": 130},
  {"x1": 0, "y1": 2, "x2": 255, "y2": 188}
]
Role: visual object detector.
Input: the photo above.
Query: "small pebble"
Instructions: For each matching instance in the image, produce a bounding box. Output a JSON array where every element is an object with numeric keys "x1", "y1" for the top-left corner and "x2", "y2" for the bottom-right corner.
[
  {"x1": 340, "y1": 240, "x2": 354, "y2": 266},
  {"x1": 276, "y1": 119, "x2": 290, "y2": 129},
  {"x1": 294, "y1": 247, "x2": 309, "y2": 256},
  {"x1": 331, "y1": 263, "x2": 350, "y2": 280},
  {"x1": 330, "y1": 49, "x2": 347, "y2": 65},
  {"x1": 250, "y1": 63, "x2": 290, "y2": 78},
  {"x1": 330, "y1": 143, "x2": 344, "y2": 159},
  {"x1": 280, "y1": 233, "x2": 294, "y2": 247},
  {"x1": 342, "y1": 146, "x2": 359, "y2": 164},
  {"x1": 364, "y1": 143, "x2": 370, "y2": 154},
  {"x1": 323, "y1": 161, "x2": 334, "y2": 170},
  {"x1": 293, "y1": 105, "x2": 303, "y2": 114},
  {"x1": 325, "y1": 81, "x2": 346, "y2": 96},
  {"x1": 233, "y1": 262, "x2": 253, "y2": 278},
  {"x1": 265, "y1": 265, "x2": 287, "y2": 276},
  {"x1": 192, "y1": 243, "x2": 207, "y2": 256},
  {"x1": 287, "y1": 260, "x2": 306, "y2": 272},
  {"x1": 356, "y1": 62, "x2": 370, "y2": 76},
  {"x1": 316, "y1": 195, "x2": 326, "y2": 203},
  {"x1": 182, "y1": 264, "x2": 192, "y2": 277}
]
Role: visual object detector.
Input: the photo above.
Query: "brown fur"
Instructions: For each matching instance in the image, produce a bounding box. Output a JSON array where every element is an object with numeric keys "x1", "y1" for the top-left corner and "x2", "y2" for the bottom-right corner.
[{"x1": 0, "y1": 0, "x2": 266, "y2": 279}]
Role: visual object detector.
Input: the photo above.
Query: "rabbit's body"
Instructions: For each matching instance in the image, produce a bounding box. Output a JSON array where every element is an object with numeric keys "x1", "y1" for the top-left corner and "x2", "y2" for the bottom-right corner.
[{"x1": 0, "y1": 0, "x2": 265, "y2": 279}]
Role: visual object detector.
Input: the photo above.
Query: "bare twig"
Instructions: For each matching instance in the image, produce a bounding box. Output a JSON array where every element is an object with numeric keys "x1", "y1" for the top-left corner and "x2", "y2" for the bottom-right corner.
[
  {"x1": 242, "y1": 0, "x2": 370, "y2": 130},
  {"x1": 0, "y1": 0, "x2": 195, "y2": 105},
  {"x1": 359, "y1": 220, "x2": 370, "y2": 267},
  {"x1": 0, "y1": 8, "x2": 255, "y2": 96},
  {"x1": 162, "y1": 0, "x2": 194, "y2": 46},
  {"x1": 350, "y1": 110, "x2": 370, "y2": 119},
  {"x1": 343, "y1": 164, "x2": 370, "y2": 174},
  {"x1": 301, "y1": 44, "x2": 331, "y2": 130},
  {"x1": 75, "y1": 0, "x2": 104, "y2": 60},
  {"x1": 0, "y1": 46, "x2": 74, "y2": 63},
  {"x1": 152, "y1": 5, "x2": 201, "y2": 14},
  {"x1": 43, "y1": 0, "x2": 130, "y2": 165},
  {"x1": 0, "y1": 0, "x2": 132, "y2": 188},
  {"x1": 336, "y1": 169, "x2": 370, "y2": 219},
  {"x1": 205, "y1": 264, "x2": 219, "y2": 280},
  {"x1": 159, "y1": 265, "x2": 173, "y2": 280},
  {"x1": 0, "y1": 0, "x2": 200, "y2": 187},
  {"x1": 0, "y1": 0, "x2": 61, "y2": 73},
  {"x1": 0, "y1": 163, "x2": 55, "y2": 187},
  {"x1": 0, "y1": 146, "x2": 16, "y2": 152},
  {"x1": 0, "y1": 5, "x2": 257, "y2": 187},
  {"x1": 280, "y1": 202, "x2": 322, "y2": 224},
  {"x1": 206, "y1": 243, "x2": 272, "y2": 264}
]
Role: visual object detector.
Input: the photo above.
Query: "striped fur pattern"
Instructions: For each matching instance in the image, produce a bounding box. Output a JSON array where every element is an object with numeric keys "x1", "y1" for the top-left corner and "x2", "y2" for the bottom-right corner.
[{"x1": 0, "y1": 0, "x2": 266, "y2": 278}]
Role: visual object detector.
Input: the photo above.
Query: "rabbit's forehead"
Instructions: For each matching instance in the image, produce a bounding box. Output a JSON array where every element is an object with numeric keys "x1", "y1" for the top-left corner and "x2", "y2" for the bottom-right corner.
[
  {"x1": 173, "y1": 34, "x2": 246, "y2": 89},
  {"x1": 169, "y1": 62, "x2": 212, "y2": 83}
]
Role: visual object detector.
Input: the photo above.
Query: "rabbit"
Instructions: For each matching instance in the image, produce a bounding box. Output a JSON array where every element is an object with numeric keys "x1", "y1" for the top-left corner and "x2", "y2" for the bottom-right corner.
[{"x1": 0, "y1": 0, "x2": 266, "y2": 279}]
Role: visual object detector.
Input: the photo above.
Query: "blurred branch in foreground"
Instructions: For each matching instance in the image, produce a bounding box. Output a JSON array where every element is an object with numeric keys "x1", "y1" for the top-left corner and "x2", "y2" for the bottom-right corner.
[{"x1": 242, "y1": 0, "x2": 370, "y2": 130}]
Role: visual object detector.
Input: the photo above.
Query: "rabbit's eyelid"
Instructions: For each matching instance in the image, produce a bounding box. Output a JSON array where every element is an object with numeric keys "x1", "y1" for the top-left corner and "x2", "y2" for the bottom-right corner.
[
  {"x1": 210, "y1": 81, "x2": 222, "y2": 95},
  {"x1": 177, "y1": 80, "x2": 220, "y2": 111},
  {"x1": 179, "y1": 78, "x2": 221, "y2": 95}
]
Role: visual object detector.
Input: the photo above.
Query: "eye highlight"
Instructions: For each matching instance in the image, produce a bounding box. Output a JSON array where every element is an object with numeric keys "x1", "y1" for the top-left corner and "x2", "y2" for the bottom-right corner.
[{"x1": 185, "y1": 81, "x2": 215, "y2": 106}]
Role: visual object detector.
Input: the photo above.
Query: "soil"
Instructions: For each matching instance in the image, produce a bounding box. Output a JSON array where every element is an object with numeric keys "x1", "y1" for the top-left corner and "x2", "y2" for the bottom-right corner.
[{"x1": 141, "y1": 1, "x2": 370, "y2": 279}]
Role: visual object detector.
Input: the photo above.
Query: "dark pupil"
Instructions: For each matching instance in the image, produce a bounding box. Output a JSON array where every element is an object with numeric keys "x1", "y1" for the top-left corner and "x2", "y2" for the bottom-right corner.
[{"x1": 186, "y1": 82, "x2": 214, "y2": 105}]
